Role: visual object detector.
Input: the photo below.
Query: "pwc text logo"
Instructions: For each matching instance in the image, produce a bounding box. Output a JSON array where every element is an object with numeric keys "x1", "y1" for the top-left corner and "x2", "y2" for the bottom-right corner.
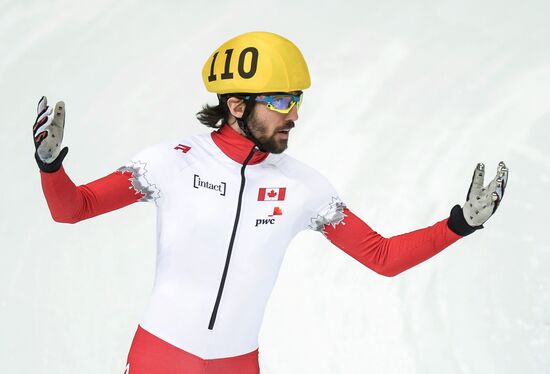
[
  {"x1": 194, "y1": 174, "x2": 226, "y2": 196},
  {"x1": 255, "y1": 207, "x2": 283, "y2": 227}
]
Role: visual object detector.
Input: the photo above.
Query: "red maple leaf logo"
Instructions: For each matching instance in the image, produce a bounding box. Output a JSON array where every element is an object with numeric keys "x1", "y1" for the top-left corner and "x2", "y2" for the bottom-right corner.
[{"x1": 267, "y1": 190, "x2": 277, "y2": 198}]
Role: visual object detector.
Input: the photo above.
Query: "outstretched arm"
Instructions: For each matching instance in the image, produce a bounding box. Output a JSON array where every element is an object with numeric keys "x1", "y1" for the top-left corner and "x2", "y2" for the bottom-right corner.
[
  {"x1": 34, "y1": 96, "x2": 145, "y2": 223},
  {"x1": 323, "y1": 208, "x2": 460, "y2": 277},
  {"x1": 40, "y1": 167, "x2": 144, "y2": 224},
  {"x1": 322, "y1": 162, "x2": 509, "y2": 277}
]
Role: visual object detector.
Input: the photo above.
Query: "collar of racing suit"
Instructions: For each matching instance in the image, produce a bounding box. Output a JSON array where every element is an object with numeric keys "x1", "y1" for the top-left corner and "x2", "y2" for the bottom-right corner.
[{"x1": 211, "y1": 123, "x2": 269, "y2": 165}]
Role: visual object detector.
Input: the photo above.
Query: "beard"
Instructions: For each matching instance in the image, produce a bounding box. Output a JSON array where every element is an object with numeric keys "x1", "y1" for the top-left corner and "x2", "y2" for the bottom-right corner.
[{"x1": 247, "y1": 110, "x2": 295, "y2": 154}]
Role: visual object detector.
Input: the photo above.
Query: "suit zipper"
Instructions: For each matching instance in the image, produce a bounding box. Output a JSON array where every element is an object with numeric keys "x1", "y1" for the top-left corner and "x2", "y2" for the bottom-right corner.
[{"x1": 208, "y1": 146, "x2": 257, "y2": 330}]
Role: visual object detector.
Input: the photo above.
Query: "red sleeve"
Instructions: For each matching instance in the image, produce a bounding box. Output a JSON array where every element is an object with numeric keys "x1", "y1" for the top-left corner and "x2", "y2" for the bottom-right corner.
[
  {"x1": 40, "y1": 166, "x2": 144, "y2": 224},
  {"x1": 323, "y1": 208, "x2": 462, "y2": 277}
]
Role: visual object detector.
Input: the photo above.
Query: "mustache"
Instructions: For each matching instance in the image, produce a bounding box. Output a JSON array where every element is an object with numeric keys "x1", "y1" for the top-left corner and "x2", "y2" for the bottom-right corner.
[{"x1": 278, "y1": 121, "x2": 295, "y2": 131}]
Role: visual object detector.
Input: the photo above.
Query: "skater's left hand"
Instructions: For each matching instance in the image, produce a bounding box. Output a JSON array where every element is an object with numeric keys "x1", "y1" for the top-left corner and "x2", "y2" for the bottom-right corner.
[
  {"x1": 463, "y1": 161, "x2": 509, "y2": 227},
  {"x1": 448, "y1": 161, "x2": 509, "y2": 236}
]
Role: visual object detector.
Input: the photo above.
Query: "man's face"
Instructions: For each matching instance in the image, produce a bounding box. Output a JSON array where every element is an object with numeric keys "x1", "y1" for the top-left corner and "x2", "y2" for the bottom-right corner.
[{"x1": 247, "y1": 97, "x2": 299, "y2": 154}]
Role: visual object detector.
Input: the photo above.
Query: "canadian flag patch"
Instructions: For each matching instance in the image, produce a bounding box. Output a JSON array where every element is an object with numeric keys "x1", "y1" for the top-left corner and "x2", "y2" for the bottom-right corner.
[{"x1": 258, "y1": 187, "x2": 286, "y2": 201}]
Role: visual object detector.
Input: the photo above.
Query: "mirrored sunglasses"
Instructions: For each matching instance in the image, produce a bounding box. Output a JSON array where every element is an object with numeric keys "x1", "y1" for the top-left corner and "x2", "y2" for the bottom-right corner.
[{"x1": 247, "y1": 92, "x2": 303, "y2": 114}]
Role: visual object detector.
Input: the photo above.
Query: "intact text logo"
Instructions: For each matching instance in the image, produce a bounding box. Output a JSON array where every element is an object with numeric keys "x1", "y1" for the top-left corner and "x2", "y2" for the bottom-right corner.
[{"x1": 194, "y1": 174, "x2": 226, "y2": 196}]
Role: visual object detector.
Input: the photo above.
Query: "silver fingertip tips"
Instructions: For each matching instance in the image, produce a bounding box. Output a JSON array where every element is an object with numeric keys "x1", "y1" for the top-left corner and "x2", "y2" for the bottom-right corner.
[{"x1": 477, "y1": 163, "x2": 485, "y2": 171}]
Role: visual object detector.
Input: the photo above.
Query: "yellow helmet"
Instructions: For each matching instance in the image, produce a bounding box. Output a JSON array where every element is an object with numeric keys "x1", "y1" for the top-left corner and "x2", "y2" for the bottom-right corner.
[{"x1": 202, "y1": 31, "x2": 311, "y2": 94}]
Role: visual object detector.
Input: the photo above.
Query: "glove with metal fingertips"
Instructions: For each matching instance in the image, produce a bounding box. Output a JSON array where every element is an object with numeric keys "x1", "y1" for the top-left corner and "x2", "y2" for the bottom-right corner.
[
  {"x1": 448, "y1": 161, "x2": 509, "y2": 236},
  {"x1": 33, "y1": 96, "x2": 69, "y2": 173}
]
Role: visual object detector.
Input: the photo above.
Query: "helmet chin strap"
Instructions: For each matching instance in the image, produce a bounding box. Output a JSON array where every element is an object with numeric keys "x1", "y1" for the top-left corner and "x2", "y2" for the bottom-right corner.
[
  {"x1": 235, "y1": 95, "x2": 267, "y2": 153},
  {"x1": 218, "y1": 94, "x2": 267, "y2": 153}
]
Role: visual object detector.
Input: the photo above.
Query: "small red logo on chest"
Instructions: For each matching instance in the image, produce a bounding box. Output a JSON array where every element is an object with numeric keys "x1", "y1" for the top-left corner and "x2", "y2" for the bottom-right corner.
[
  {"x1": 268, "y1": 207, "x2": 283, "y2": 216},
  {"x1": 258, "y1": 187, "x2": 286, "y2": 201},
  {"x1": 174, "y1": 144, "x2": 191, "y2": 153}
]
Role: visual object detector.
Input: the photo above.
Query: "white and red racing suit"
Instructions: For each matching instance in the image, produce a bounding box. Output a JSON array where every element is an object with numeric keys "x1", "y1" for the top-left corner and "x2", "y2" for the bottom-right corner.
[{"x1": 39, "y1": 124, "x2": 463, "y2": 371}]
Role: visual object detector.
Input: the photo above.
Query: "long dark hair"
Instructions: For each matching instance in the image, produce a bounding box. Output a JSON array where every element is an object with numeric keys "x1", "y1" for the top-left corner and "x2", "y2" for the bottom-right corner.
[
  {"x1": 196, "y1": 94, "x2": 255, "y2": 128},
  {"x1": 196, "y1": 94, "x2": 234, "y2": 128},
  {"x1": 196, "y1": 105, "x2": 226, "y2": 129}
]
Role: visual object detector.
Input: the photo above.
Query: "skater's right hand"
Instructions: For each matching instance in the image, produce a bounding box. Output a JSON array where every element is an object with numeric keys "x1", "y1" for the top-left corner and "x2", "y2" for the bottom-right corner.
[{"x1": 33, "y1": 96, "x2": 68, "y2": 173}]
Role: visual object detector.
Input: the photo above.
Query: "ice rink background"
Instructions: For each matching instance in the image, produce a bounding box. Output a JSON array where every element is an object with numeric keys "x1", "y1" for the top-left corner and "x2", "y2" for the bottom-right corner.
[{"x1": 1, "y1": 0, "x2": 549, "y2": 373}]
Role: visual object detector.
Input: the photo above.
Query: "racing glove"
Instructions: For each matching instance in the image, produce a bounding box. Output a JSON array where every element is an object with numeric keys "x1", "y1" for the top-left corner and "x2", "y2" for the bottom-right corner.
[
  {"x1": 448, "y1": 162, "x2": 509, "y2": 236},
  {"x1": 33, "y1": 96, "x2": 68, "y2": 173}
]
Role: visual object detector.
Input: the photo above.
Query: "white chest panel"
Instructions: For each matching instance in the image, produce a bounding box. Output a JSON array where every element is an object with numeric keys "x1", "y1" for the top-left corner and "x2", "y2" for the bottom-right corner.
[{"x1": 123, "y1": 133, "x2": 343, "y2": 358}]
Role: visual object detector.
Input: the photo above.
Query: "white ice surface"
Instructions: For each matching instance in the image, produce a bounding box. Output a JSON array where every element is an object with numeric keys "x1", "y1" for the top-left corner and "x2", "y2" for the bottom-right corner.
[{"x1": 1, "y1": 0, "x2": 549, "y2": 373}]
